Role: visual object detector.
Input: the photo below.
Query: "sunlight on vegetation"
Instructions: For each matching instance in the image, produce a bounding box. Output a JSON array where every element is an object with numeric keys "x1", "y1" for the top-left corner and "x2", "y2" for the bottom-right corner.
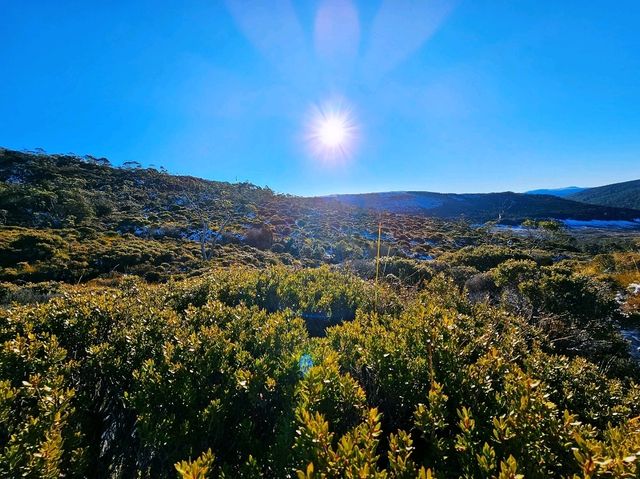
[
  {"x1": 0, "y1": 149, "x2": 639, "y2": 477},
  {"x1": 2, "y1": 0, "x2": 640, "y2": 476}
]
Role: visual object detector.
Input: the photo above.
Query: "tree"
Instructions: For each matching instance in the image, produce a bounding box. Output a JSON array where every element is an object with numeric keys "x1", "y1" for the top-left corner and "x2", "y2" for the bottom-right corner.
[
  {"x1": 179, "y1": 181, "x2": 255, "y2": 260},
  {"x1": 122, "y1": 161, "x2": 142, "y2": 169}
]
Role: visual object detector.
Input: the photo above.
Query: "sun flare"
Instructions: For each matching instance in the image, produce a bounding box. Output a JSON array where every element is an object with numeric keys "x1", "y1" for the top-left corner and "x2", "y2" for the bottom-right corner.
[
  {"x1": 306, "y1": 101, "x2": 358, "y2": 164},
  {"x1": 318, "y1": 116, "x2": 348, "y2": 148}
]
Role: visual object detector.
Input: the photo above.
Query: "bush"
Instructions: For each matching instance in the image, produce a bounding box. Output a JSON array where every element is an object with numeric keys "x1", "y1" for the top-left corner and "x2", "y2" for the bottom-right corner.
[{"x1": 1, "y1": 268, "x2": 640, "y2": 477}]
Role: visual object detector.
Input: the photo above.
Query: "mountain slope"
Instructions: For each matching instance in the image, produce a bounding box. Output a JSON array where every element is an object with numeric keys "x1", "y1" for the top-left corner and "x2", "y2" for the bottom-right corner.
[
  {"x1": 568, "y1": 179, "x2": 640, "y2": 210},
  {"x1": 330, "y1": 190, "x2": 640, "y2": 224},
  {"x1": 0, "y1": 148, "x2": 484, "y2": 282},
  {"x1": 525, "y1": 186, "x2": 586, "y2": 197}
]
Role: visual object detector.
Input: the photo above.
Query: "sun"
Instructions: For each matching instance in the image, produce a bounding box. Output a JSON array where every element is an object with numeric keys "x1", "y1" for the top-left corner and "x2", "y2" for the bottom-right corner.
[
  {"x1": 318, "y1": 116, "x2": 348, "y2": 148},
  {"x1": 305, "y1": 101, "x2": 358, "y2": 164}
]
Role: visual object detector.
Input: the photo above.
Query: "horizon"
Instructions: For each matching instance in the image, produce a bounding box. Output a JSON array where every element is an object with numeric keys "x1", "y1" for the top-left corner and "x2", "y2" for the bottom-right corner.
[
  {"x1": 2, "y1": 1, "x2": 639, "y2": 196},
  {"x1": 6, "y1": 145, "x2": 613, "y2": 197}
]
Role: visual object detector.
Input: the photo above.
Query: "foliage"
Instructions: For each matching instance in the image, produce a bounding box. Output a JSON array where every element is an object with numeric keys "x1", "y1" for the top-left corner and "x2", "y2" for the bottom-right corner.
[
  {"x1": 0, "y1": 149, "x2": 540, "y2": 283},
  {"x1": 0, "y1": 267, "x2": 637, "y2": 477},
  {"x1": 569, "y1": 178, "x2": 640, "y2": 210},
  {"x1": 2, "y1": 148, "x2": 640, "y2": 478},
  {"x1": 439, "y1": 245, "x2": 550, "y2": 272}
]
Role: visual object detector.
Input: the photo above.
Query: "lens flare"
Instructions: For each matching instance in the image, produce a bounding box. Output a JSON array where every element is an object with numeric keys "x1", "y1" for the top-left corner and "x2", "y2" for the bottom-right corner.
[
  {"x1": 305, "y1": 100, "x2": 358, "y2": 165},
  {"x1": 318, "y1": 116, "x2": 348, "y2": 148}
]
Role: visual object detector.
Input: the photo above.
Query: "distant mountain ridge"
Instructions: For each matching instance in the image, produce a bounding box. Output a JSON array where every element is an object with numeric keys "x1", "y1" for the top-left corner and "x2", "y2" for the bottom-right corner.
[
  {"x1": 568, "y1": 179, "x2": 640, "y2": 210},
  {"x1": 329, "y1": 190, "x2": 640, "y2": 225},
  {"x1": 525, "y1": 186, "x2": 586, "y2": 197},
  {"x1": 2, "y1": 147, "x2": 639, "y2": 229}
]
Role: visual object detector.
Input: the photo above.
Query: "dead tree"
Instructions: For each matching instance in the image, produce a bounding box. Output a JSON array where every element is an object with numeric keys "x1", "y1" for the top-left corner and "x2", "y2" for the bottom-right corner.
[{"x1": 180, "y1": 182, "x2": 253, "y2": 261}]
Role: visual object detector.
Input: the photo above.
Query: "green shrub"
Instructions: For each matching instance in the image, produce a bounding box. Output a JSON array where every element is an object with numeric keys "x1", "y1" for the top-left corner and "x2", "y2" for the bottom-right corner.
[{"x1": 0, "y1": 267, "x2": 639, "y2": 477}]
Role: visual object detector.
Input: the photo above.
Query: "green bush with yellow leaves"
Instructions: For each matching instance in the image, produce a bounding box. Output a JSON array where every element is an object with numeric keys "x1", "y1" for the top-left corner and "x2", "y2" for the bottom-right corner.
[{"x1": 1, "y1": 266, "x2": 639, "y2": 478}]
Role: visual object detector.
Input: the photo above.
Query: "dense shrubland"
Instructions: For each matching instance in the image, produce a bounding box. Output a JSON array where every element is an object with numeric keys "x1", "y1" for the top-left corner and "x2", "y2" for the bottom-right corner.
[
  {"x1": 569, "y1": 179, "x2": 640, "y2": 211},
  {"x1": 0, "y1": 149, "x2": 491, "y2": 282},
  {"x1": 2, "y1": 150, "x2": 637, "y2": 296},
  {"x1": 1, "y1": 266, "x2": 640, "y2": 478},
  {"x1": 2, "y1": 149, "x2": 640, "y2": 477}
]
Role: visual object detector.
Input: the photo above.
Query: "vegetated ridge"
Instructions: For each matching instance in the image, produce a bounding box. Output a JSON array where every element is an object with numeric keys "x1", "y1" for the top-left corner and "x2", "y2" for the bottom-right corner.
[
  {"x1": 0, "y1": 147, "x2": 488, "y2": 283},
  {"x1": 329, "y1": 190, "x2": 640, "y2": 223},
  {"x1": 568, "y1": 178, "x2": 640, "y2": 210},
  {"x1": 525, "y1": 186, "x2": 586, "y2": 197},
  {"x1": 1, "y1": 147, "x2": 640, "y2": 477}
]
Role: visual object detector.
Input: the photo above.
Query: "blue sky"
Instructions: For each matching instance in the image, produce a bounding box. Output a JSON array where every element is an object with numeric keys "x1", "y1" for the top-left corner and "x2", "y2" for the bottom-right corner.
[{"x1": 1, "y1": 1, "x2": 639, "y2": 195}]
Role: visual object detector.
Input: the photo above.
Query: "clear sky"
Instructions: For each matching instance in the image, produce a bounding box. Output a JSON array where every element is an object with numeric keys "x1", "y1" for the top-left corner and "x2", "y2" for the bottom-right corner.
[{"x1": 1, "y1": 1, "x2": 639, "y2": 196}]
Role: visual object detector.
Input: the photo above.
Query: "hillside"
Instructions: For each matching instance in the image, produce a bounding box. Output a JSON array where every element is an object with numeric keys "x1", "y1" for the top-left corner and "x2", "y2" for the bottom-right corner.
[
  {"x1": 569, "y1": 178, "x2": 640, "y2": 210},
  {"x1": 330, "y1": 190, "x2": 640, "y2": 224},
  {"x1": 525, "y1": 186, "x2": 586, "y2": 197},
  {"x1": 0, "y1": 148, "x2": 491, "y2": 283},
  {"x1": 3, "y1": 148, "x2": 640, "y2": 285},
  {"x1": 2, "y1": 148, "x2": 640, "y2": 477}
]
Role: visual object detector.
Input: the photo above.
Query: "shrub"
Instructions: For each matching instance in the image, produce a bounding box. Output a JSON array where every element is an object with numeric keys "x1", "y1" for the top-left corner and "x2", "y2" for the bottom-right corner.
[{"x1": 1, "y1": 267, "x2": 639, "y2": 477}]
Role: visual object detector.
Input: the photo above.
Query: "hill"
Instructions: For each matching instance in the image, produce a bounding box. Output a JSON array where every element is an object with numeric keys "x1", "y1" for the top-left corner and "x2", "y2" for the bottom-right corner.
[
  {"x1": 2, "y1": 147, "x2": 639, "y2": 284},
  {"x1": 0, "y1": 148, "x2": 491, "y2": 282},
  {"x1": 568, "y1": 178, "x2": 640, "y2": 210},
  {"x1": 330, "y1": 190, "x2": 640, "y2": 224},
  {"x1": 525, "y1": 186, "x2": 586, "y2": 197},
  {"x1": 2, "y1": 148, "x2": 640, "y2": 477}
]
